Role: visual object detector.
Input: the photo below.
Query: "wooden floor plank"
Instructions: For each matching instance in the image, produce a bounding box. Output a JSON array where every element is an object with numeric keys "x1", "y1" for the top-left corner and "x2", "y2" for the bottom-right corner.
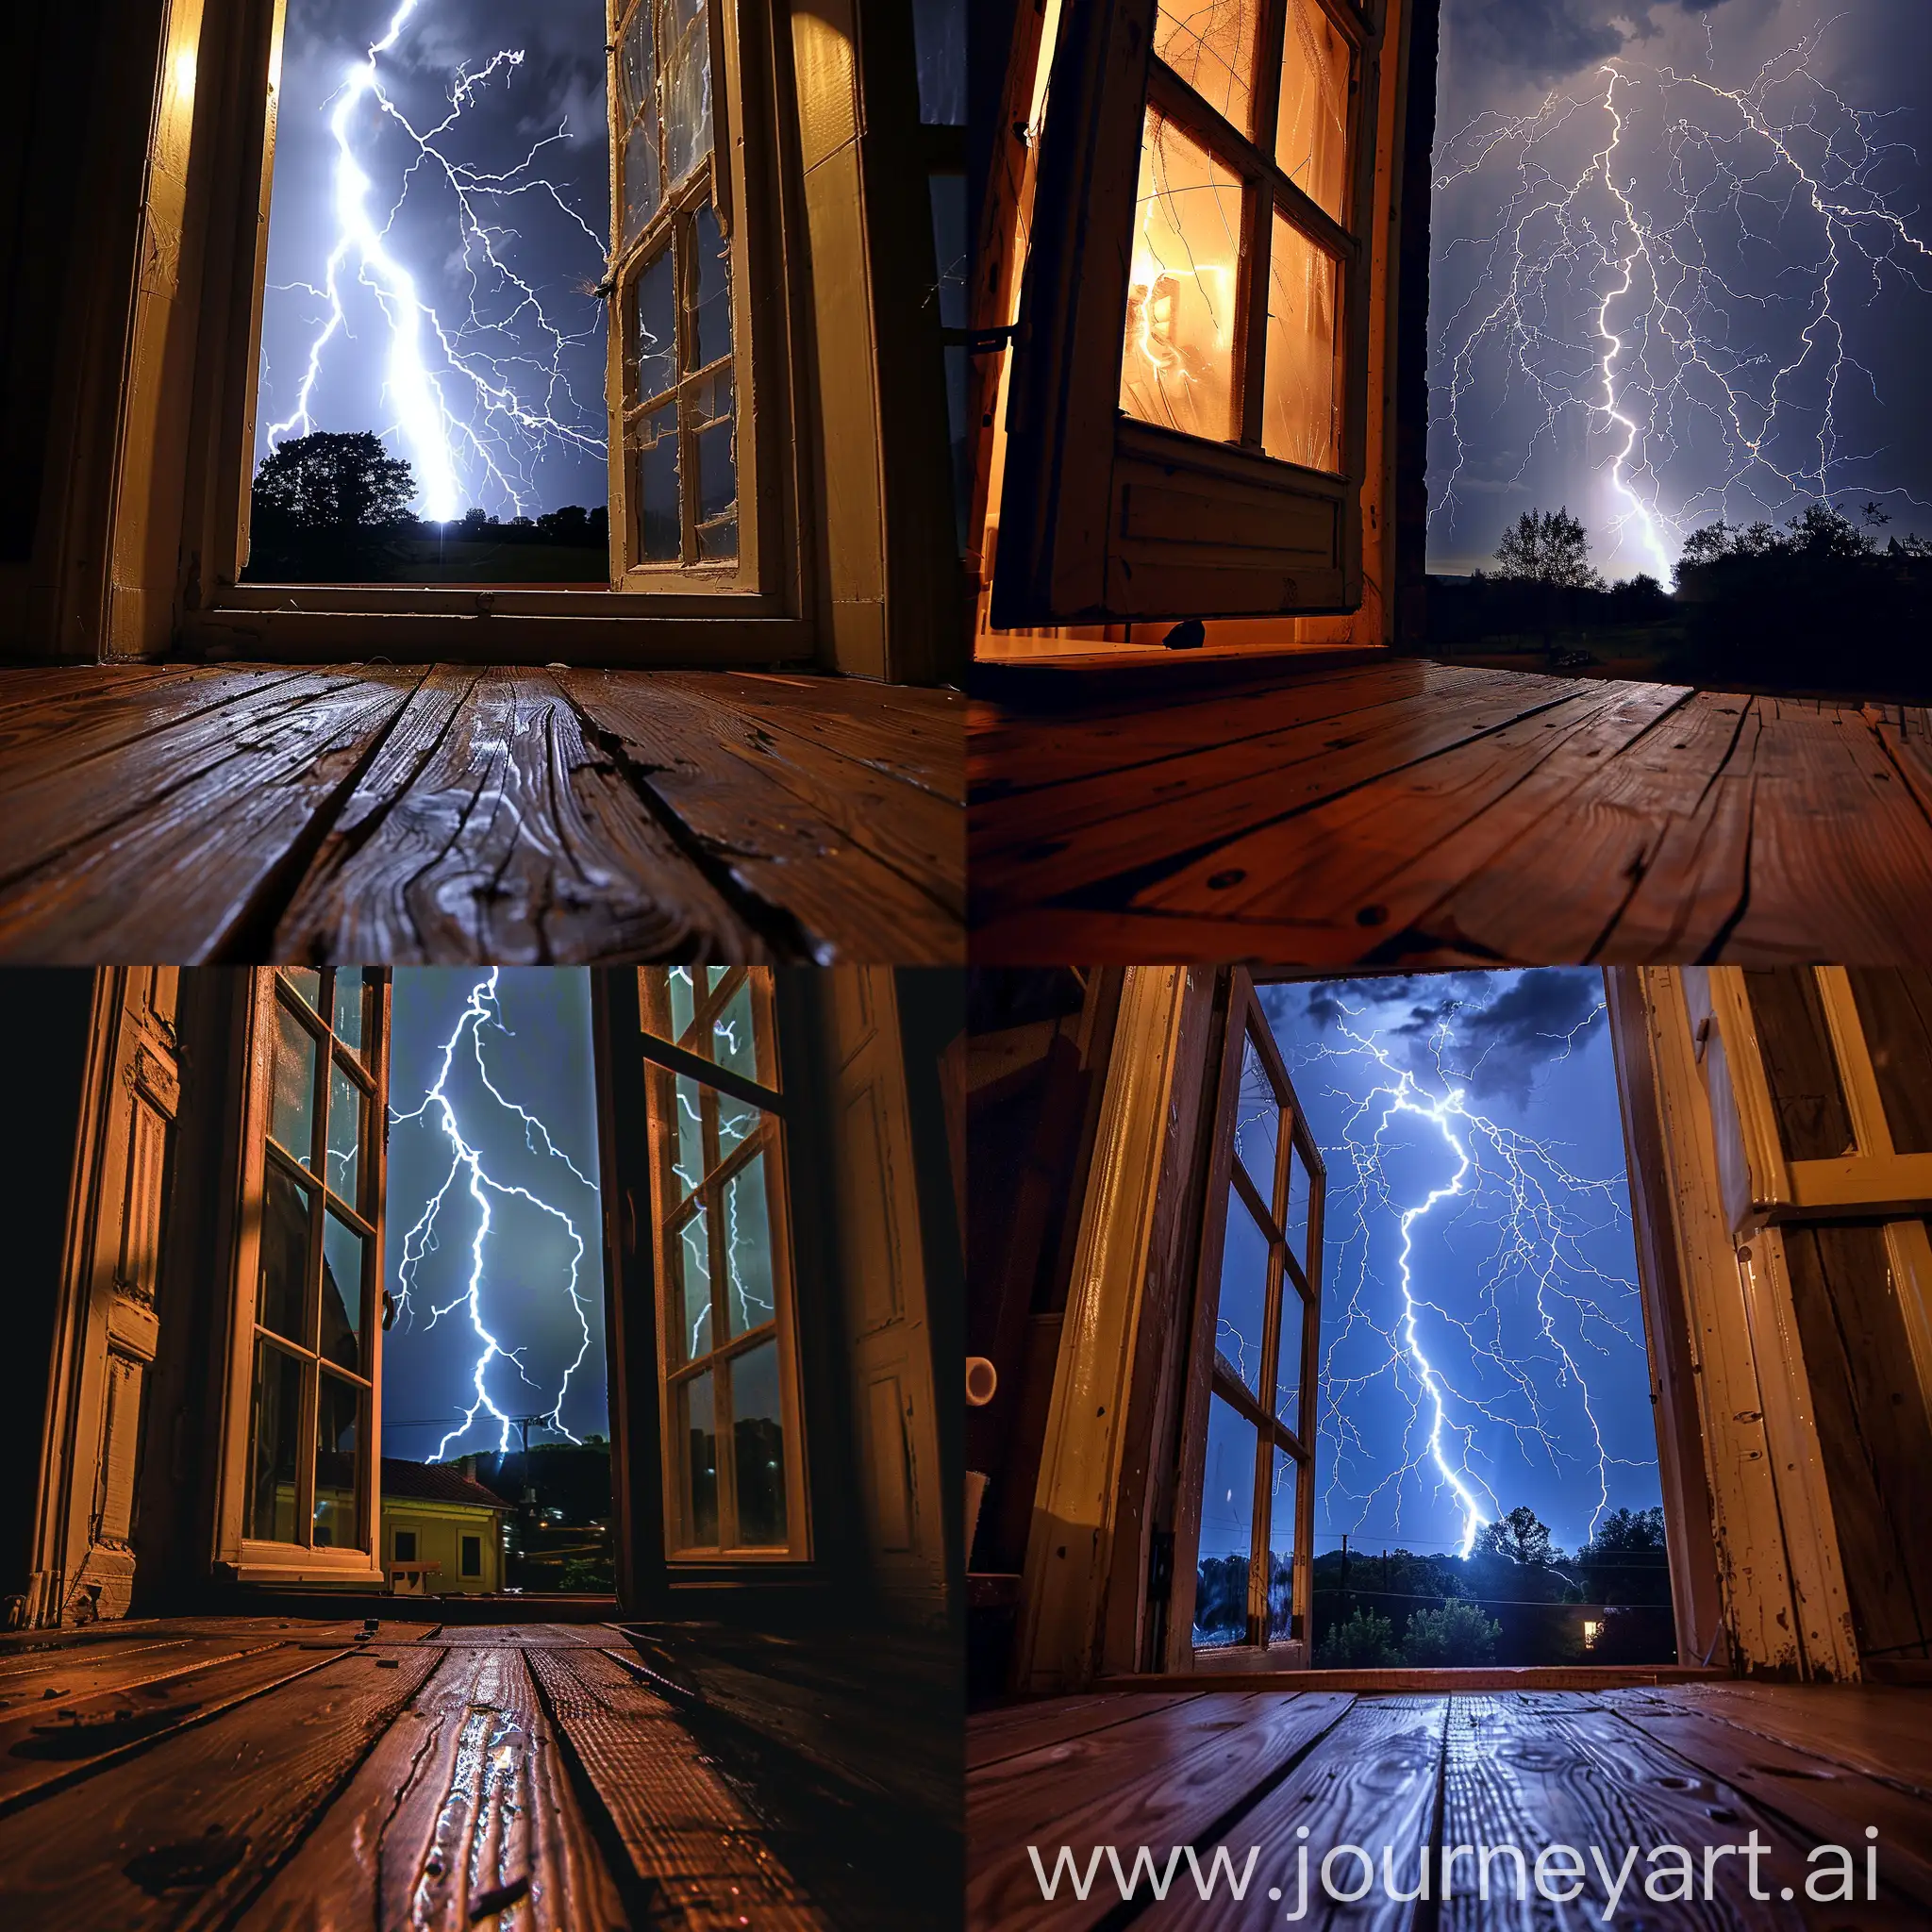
[
  {"x1": 525, "y1": 1643, "x2": 829, "y2": 1929},
  {"x1": 969, "y1": 1692, "x2": 1357, "y2": 1932},
  {"x1": 0, "y1": 1647, "x2": 439, "y2": 1932},
  {"x1": 0, "y1": 662, "x2": 221, "y2": 732},
  {"x1": 237, "y1": 1646, "x2": 626, "y2": 1932},
  {"x1": 967, "y1": 1690, "x2": 1205, "y2": 1772},
  {"x1": 271, "y1": 667, "x2": 760, "y2": 962},
  {"x1": 561, "y1": 669, "x2": 965, "y2": 961},
  {"x1": 1654, "y1": 1682, "x2": 1932, "y2": 1796}
]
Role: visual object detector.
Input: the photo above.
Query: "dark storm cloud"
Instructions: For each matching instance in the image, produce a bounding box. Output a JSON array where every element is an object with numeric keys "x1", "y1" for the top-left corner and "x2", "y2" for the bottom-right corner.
[{"x1": 1448, "y1": 0, "x2": 1737, "y2": 85}]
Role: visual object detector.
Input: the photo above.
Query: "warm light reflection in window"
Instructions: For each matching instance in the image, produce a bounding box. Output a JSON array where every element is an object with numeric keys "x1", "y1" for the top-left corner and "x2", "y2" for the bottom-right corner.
[
  {"x1": 1275, "y1": 0, "x2": 1352, "y2": 222},
  {"x1": 1154, "y1": 0, "x2": 1260, "y2": 138},
  {"x1": 1262, "y1": 211, "x2": 1341, "y2": 472}
]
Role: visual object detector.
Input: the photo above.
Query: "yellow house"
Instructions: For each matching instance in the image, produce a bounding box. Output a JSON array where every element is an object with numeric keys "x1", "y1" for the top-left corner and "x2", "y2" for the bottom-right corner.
[{"x1": 377, "y1": 1460, "x2": 509, "y2": 1596}]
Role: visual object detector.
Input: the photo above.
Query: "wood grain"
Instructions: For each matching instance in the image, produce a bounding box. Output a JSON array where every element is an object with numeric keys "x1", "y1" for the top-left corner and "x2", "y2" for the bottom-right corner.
[{"x1": 1660, "y1": 1682, "x2": 1932, "y2": 1795}]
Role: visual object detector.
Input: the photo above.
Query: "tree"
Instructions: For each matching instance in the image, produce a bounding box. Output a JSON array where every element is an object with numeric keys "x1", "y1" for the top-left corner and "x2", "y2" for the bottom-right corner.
[
  {"x1": 1315, "y1": 1608, "x2": 1401, "y2": 1668},
  {"x1": 252, "y1": 431, "x2": 416, "y2": 536},
  {"x1": 1492, "y1": 507, "x2": 1604, "y2": 590},
  {"x1": 1574, "y1": 1506, "x2": 1671, "y2": 1607},
  {"x1": 1400, "y1": 1600, "x2": 1499, "y2": 1666},
  {"x1": 1474, "y1": 1505, "x2": 1559, "y2": 1569}
]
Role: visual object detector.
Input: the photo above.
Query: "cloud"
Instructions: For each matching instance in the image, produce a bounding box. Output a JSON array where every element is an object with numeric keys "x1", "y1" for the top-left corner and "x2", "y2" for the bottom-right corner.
[{"x1": 1446, "y1": 0, "x2": 1737, "y2": 86}]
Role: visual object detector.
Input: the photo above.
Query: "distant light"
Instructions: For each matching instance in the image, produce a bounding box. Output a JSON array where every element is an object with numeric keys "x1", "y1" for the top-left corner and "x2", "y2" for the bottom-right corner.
[{"x1": 1582, "y1": 1619, "x2": 1603, "y2": 1648}]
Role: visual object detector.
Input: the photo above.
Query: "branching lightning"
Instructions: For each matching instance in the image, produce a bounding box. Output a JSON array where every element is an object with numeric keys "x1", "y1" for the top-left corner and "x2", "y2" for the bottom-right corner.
[
  {"x1": 1431, "y1": 11, "x2": 1932, "y2": 576},
  {"x1": 264, "y1": 0, "x2": 607, "y2": 519},
  {"x1": 1280, "y1": 991, "x2": 1646, "y2": 1557},
  {"x1": 392, "y1": 970, "x2": 599, "y2": 1461}
]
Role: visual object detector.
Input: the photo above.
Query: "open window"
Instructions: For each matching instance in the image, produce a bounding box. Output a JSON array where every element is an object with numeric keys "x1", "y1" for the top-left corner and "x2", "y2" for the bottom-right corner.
[
  {"x1": 1174, "y1": 970, "x2": 1324, "y2": 1664},
  {"x1": 991, "y1": 0, "x2": 1382, "y2": 625}
]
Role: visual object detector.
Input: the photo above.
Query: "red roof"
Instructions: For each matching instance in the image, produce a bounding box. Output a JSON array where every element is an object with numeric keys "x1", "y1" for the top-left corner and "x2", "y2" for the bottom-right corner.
[{"x1": 381, "y1": 1457, "x2": 511, "y2": 1510}]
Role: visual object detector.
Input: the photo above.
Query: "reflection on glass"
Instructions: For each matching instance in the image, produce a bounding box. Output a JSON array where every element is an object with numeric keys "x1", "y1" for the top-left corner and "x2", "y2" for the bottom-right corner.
[
  {"x1": 1236, "y1": 1031, "x2": 1279, "y2": 1195},
  {"x1": 1285, "y1": 1139, "x2": 1314, "y2": 1268},
  {"x1": 314, "y1": 1372, "x2": 359, "y2": 1548},
  {"x1": 680, "y1": 1370, "x2": 719, "y2": 1545},
  {"x1": 659, "y1": 0, "x2": 714, "y2": 190},
  {"x1": 1742, "y1": 970, "x2": 1856, "y2": 1161},
  {"x1": 731, "y1": 1339, "x2": 788, "y2": 1545},
  {"x1": 672, "y1": 1072, "x2": 706, "y2": 1197},
  {"x1": 321, "y1": 1210, "x2": 364, "y2": 1374},
  {"x1": 636, "y1": 249, "x2": 677, "y2": 402},
  {"x1": 692, "y1": 372, "x2": 736, "y2": 558},
  {"x1": 723, "y1": 1152, "x2": 775, "y2": 1335},
  {"x1": 248, "y1": 1341, "x2": 304, "y2": 1541},
  {"x1": 711, "y1": 979, "x2": 758, "y2": 1080},
  {"x1": 1216, "y1": 1181, "x2": 1270, "y2": 1402},
  {"x1": 910, "y1": 0, "x2": 965, "y2": 125},
  {"x1": 715, "y1": 1086, "x2": 758, "y2": 1161},
  {"x1": 327, "y1": 1060, "x2": 362, "y2": 1205},
  {"x1": 1193, "y1": 1394, "x2": 1257, "y2": 1646},
  {"x1": 930, "y1": 175, "x2": 966, "y2": 329},
  {"x1": 1275, "y1": 0, "x2": 1351, "y2": 221},
  {"x1": 272, "y1": 1002, "x2": 317, "y2": 1167},
  {"x1": 667, "y1": 965, "x2": 697, "y2": 1040},
  {"x1": 1847, "y1": 969, "x2": 1932, "y2": 1153},
  {"x1": 259, "y1": 1165, "x2": 310, "y2": 1342},
  {"x1": 1276, "y1": 1280, "x2": 1304, "y2": 1430},
  {"x1": 1121, "y1": 111, "x2": 1242, "y2": 442},
  {"x1": 690, "y1": 203, "x2": 731, "y2": 368},
  {"x1": 281, "y1": 969, "x2": 322, "y2": 1012},
  {"x1": 673, "y1": 1204, "x2": 713, "y2": 1365},
  {"x1": 637, "y1": 405, "x2": 680, "y2": 562},
  {"x1": 1267, "y1": 1446, "x2": 1298, "y2": 1639},
  {"x1": 622, "y1": 1, "x2": 661, "y2": 245},
  {"x1": 1261, "y1": 212, "x2": 1341, "y2": 472},
  {"x1": 332, "y1": 968, "x2": 367, "y2": 1057},
  {"x1": 1154, "y1": 0, "x2": 1259, "y2": 135}
]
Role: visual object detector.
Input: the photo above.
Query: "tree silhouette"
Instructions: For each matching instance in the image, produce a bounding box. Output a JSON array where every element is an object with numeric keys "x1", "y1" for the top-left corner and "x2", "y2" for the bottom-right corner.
[
  {"x1": 1492, "y1": 507, "x2": 1604, "y2": 590},
  {"x1": 253, "y1": 431, "x2": 416, "y2": 536},
  {"x1": 1474, "y1": 1504, "x2": 1559, "y2": 1568}
]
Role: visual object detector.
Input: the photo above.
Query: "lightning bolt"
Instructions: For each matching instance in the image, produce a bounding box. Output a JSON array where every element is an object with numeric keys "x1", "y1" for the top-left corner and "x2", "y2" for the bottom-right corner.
[
  {"x1": 263, "y1": 0, "x2": 608, "y2": 521},
  {"x1": 1259, "y1": 989, "x2": 1646, "y2": 1559},
  {"x1": 1430, "y1": 11, "x2": 1932, "y2": 578},
  {"x1": 391, "y1": 969, "x2": 599, "y2": 1462}
]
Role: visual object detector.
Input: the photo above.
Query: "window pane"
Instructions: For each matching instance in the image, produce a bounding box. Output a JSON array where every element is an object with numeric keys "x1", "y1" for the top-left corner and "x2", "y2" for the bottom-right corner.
[
  {"x1": 1286, "y1": 1139, "x2": 1314, "y2": 1273},
  {"x1": 1276, "y1": 1280, "x2": 1305, "y2": 1431},
  {"x1": 1275, "y1": 0, "x2": 1352, "y2": 222},
  {"x1": 709, "y1": 978, "x2": 758, "y2": 1081},
  {"x1": 671, "y1": 1071, "x2": 706, "y2": 1196},
  {"x1": 930, "y1": 175, "x2": 967, "y2": 329},
  {"x1": 1236, "y1": 1030, "x2": 1280, "y2": 1200},
  {"x1": 1846, "y1": 969, "x2": 1932, "y2": 1154},
  {"x1": 679, "y1": 1369, "x2": 720, "y2": 1546},
  {"x1": 394, "y1": 1527, "x2": 418, "y2": 1562},
  {"x1": 1215, "y1": 1180, "x2": 1270, "y2": 1402},
  {"x1": 327, "y1": 1060, "x2": 363, "y2": 1206},
  {"x1": 636, "y1": 248, "x2": 677, "y2": 402},
  {"x1": 621, "y1": 4, "x2": 661, "y2": 245},
  {"x1": 281, "y1": 968, "x2": 322, "y2": 1013},
  {"x1": 271, "y1": 1001, "x2": 318, "y2": 1169},
  {"x1": 331, "y1": 967, "x2": 368, "y2": 1058},
  {"x1": 1260, "y1": 212, "x2": 1341, "y2": 473},
  {"x1": 659, "y1": 0, "x2": 714, "y2": 190},
  {"x1": 247, "y1": 1341, "x2": 305, "y2": 1543},
  {"x1": 723, "y1": 1150, "x2": 776, "y2": 1336},
  {"x1": 671, "y1": 1203, "x2": 714, "y2": 1365},
  {"x1": 715, "y1": 1090, "x2": 762, "y2": 1169},
  {"x1": 1121, "y1": 110, "x2": 1242, "y2": 443},
  {"x1": 637, "y1": 404, "x2": 680, "y2": 561},
  {"x1": 689, "y1": 203, "x2": 731, "y2": 369},
  {"x1": 730, "y1": 1339, "x2": 788, "y2": 1546},
  {"x1": 1194, "y1": 1394, "x2": 1257, "y2": 1647},
  {"x1": 1267, "y1": 1446, "x2": 1299, "y2": 1640},
  {"x1": 314, "y1": 1371, "x2": 359, "y2": 1548},
  {"x1": 667, "y1": 965, "x2": 697, "y2": 1041},
  {"x1": 321, "y1": 1209, "x2": 365, "y2": 1374},
  {"x1": 1154, "y1": 0, "x2": 1259, "y2": 136},
  {"x1": 461, "y1": 1535, "x2": 482, "y2": 1577},
  {"x1": 1742, "y1": 970, "x2": 1856, "y2": 1160},
  {"x1": 691, "y1": 370, "x2": 736, "y2": 556},
  {"x1": 258, "y1": 1164, "x2": 311, "y2": 1343},
  {"x1": 911, "y1": 0, "x2": 965, "y2": 125}
]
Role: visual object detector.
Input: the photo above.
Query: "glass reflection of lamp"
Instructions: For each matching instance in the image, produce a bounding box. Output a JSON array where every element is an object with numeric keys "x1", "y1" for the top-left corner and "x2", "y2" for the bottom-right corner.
[{"x1": 965, "y1": 1357, "x2": 997, "y2": 1567}]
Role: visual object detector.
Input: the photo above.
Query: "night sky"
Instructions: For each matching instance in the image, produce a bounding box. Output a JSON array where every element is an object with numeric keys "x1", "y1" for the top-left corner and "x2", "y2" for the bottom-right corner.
[
  {"x1": 385, "y1": 970, "x2": 607, "y2": 1462},
  {"x1": 1427, "y1": 0, "x2": 1931, "y2": 577},
  {"x1": 1236, "y1": 971, "x2": 1659, "y2": 1566}
]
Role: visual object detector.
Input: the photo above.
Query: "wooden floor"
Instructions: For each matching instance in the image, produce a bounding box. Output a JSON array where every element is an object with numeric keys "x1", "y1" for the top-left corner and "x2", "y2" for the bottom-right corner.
[
  {"x1": 971, "y1": 658, "x2": 1932, "y2": 965},
  {"x1": 0, "y1": 663, "x2": 963, "y2": 962},
  {"x1": 0, "y1": 1614, "x2": 938, "y2": 1930},
  {"x1": 969, "y1": 1682, "x2": 1932, "y2": 1928}
]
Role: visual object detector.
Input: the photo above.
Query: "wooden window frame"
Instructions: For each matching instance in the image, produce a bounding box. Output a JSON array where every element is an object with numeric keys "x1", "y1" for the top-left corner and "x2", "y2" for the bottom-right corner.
[
  {"x1": 215, "y1": 968, "x2": 391, "y2": 1588},
  {"x1": 1172, "y1": 969, "x2": 1325, "y2": 1666},
  {"x1": 991, "y1": 0, "x2": 1383, "y2": 626},
  {"x1": 638, "y1": 967, "x2": 812, "y2": 1563}
]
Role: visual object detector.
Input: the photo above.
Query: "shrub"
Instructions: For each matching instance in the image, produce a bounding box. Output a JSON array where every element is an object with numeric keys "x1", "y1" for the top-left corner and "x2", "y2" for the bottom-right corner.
[
  {"x1": 1314, "y1": 1608, "x2": 1402, "y2": 1669},
  {"x1": 1400, "y1": 1600, "x2": 1500, "y2": 1666}
]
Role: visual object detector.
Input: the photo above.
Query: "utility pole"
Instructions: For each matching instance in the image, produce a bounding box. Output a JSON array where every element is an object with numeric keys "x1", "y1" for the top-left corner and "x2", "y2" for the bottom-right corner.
[
  {"x1": 1341, "y1": 1533, "x2": 1350, "y2": 1622},
  {"x1": 508, "y1": 1414, "x2": 548, "y2": 1587}
]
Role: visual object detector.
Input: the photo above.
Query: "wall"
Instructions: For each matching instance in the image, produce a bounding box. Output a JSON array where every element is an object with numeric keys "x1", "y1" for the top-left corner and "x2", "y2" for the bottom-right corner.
[{"x1": 382, "y1": 1503, "x2": 503, "y2": 1594}]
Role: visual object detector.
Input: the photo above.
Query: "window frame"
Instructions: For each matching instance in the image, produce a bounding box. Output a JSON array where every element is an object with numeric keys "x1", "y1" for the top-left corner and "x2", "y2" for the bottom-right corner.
[
  {"x1": 1174, "y1": 969, "x2": 1325, "y2": 1664},
  {"x1": 216, "y1": 967, "x2": 391, "y2": 1588},
  {"x1": 638, "y1": 967, "x2": 812, "y2": 1563},
  {"x1": 990, "y1": 0, "x2": 1383, "y2": 627}
]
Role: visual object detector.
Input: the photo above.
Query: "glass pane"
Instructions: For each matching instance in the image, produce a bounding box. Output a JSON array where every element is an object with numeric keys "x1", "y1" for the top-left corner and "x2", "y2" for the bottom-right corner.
[
  {"x1": 730, "y1": 1339, "x2": 788, "y2": 1546},
  {"x1": 1276, "y1": 1280, "x2": 1305, "y2": 1431},
  {"x1": 1261, "y1": 212, "x2": 1341, "y2": 473},
  {"x1": 321, "y1": 1209, "x2": 365, "y2": 1374},
  {"x1": 313, "y1": 1372, "x2": 360, "y2": 1549},
  {"x1": 706, "y1": 967, "x2": 731, "y2": 991},
  {"x1": 621, "y1": 0, "x2": 656, "y2": 123},
  {"x1": 659, "y1": 0, "x2": 714, "y2": 190},
  {"x1": 636, "y1": 248, "x2": 678, "y2": 402},
  {"x1": 331, "y1": 967, "x2": 367, "y2": 1058},
  {"x1": 679, "y1": 1370, "x2": 720, "y2": 1546},
  {"x1": 247, "y1": 1341, "x2": 304, "y2": 1543},
  {"x1": 722, "y1": 1150, "x2": 776, "y2": 1336},
  {"x1": 930, "y1": 175, "x2": 967, "y2": 329},
  {"x1": 1847, "y1": 969, "x2": 1932, "y2": 1154},
  {"x1": 1193, "y1": 1393, "x2": 1257, "y2": 1647},
  {"x1": 1275, "y1": 0, "x2": 1352, "y2": 222},
  {"x1": 1121, "y1": 110, "x2": 1242, "y2": 443},
  {"x1": 281, "y1": 968, "x2": 322, "y2": 1012},
  {"x1": 622, "y1": 3, "x2": 661, "y2": 245},
  {"x1": 691, "y1": 371, "x2": 736, "y2": 548},
  {"x1": 1267, "y1": 1446, "x2": 1299, "y2": 1641},
  {"x1": 637, "y1": 404, "x2": 680, "y2": 562},
  {"x1": 1285, "y1": 1140, "x2": 1314, "y2": 1271},
  {"x1": 1215, "y1": 1180, "x2": 1271, "y2": 1401},
  {"x1": 1235, "y1": 1031, "x2": 1280, "y2": 1201},
  {"x1": 672, "y1": 1203, "x2": 714, "y2": 1365},
  {"x1": 669, "y1": 966, "x2": 698, "y2": 1040},
  {"x1": 671, "y1": 1071, "x2": 707, "y2": 1196},
  {"x1": 689, "y1": 203, "x2": 731, "y2": 370},
  {"x1": 1742, "y1": 971, "x2": 1856, "y2": 1160},
  {"x1": 715, "y1": 1088, "x2": 760, "y2": 1163},
  {"x1": 327, "y1": 1060, "x2": 363, "y2": 1206},
  {"x1": 911, "y1": 0, "x2": 965, "y2": 125},
  {"x1": 258, "y1": 1164, "x2": 310, "y2": 1343},
  {"x1": 271, "y1": 1001, "x2": 318, "y2": 1169},
  {"x1": 1154, "y1": 0, "x2": 1259, "y2": 136}
]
